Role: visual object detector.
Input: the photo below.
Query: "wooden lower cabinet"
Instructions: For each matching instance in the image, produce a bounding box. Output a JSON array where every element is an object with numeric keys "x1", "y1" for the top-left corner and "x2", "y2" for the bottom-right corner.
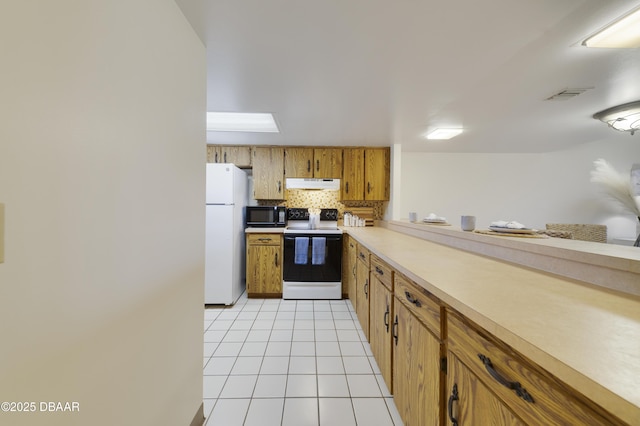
[
  {"x1": 393, "y1": 300, "x2": 442, "y2": 426},
  {"x1": 370, "y1": 276, "x2": 393, "y2": 392},
  {"x1": 447, "y1": 354, "x2": 525, "y2": 425},
  {"x1": 446, "y1": 310, "x2": 626, "y2": 426},
  {"x1": 343, "y1": 236, "x2": 357, "y2": 300},
  {"x1": 348, "y1": 239, "x2": 625, "y2": 426},
  {"x1": 355, "y1": 257, "x2": 370, "y2": 339},
  {"x1": 246, "y1": 234, "x2": 282, "y2": 297}
]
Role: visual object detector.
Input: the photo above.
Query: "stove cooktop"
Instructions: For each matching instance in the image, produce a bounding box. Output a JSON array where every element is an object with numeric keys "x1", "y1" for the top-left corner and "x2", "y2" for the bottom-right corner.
[
  {"x1": 284, "y1": 227, "x2": 343, "y2": 235},
  {"x1": 284, "y1": 208, "x2": 342, "y2": 234}
]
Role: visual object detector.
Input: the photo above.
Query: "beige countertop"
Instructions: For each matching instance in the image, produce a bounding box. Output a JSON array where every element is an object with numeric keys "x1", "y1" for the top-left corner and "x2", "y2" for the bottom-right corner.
[
  {"x1": 387, "y1": 220, "x2": 640, "y2": 296},
  {"x1": 244, "y1": 227, "x2": 286, "y2": 234},
  {"x1": 345, "y1": 225, "x2": 640, "y2": 425}
]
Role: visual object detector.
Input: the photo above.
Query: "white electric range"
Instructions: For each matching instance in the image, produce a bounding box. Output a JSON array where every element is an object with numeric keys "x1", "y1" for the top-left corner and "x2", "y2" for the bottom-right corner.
[{"x1": 282, "y1": 208, "x2": 343, "y2": 299}]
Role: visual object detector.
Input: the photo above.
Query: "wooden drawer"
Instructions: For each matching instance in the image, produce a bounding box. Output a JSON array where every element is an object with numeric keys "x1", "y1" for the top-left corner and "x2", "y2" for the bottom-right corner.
[
  {"x1": 394, "y1": 273, "x2": 441, "y2": 339},
  {"x1": 356, "y1": 243, "x2": 370, "y2": 265},
  {"x1": 447, "y1": 310, "x2": 625, "y2": 426},
  {"x1": 370, "y1": 254, "x2": 393, "y2": 291},
  {"x1": 247, "y1": 234, "x2": 281, "y2": 246}
]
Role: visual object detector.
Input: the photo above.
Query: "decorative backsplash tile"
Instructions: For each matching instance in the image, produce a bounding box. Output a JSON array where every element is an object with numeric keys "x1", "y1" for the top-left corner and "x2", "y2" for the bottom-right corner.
[{"x1": 257, "y1": 190, "x2": 385, "y2": 219}]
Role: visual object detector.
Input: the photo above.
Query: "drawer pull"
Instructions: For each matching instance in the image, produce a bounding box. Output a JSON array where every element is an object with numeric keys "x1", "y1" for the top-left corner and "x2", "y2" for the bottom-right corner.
[
  {"x1": 478, "y1": 354, "x2": 535, "y2": 403},
  {"x1": 448, "y1": 384, "x2": 459, "y2": 426},
  {"x1": 257, "y1": 238, "x2": 272, "y2": 242},
  {"x1": 384, "y1": 305, "x2": 390, "y2": 332},
  {"x1": 375, "y1": 266, "x2": 384, "y2": 275},
  {"x1": 392, "y1": 314, "x2": 398, "y2": 345},
  {"x1": 405, "y1": 291, "x2": 422, "y2": 307}
]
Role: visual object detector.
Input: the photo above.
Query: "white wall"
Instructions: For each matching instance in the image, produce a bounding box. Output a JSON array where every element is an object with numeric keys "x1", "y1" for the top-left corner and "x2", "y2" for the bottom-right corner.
[
  {"x1": 400, "y1": 138, "x2": 640, "y2": 240},
  {"x1": 0, "y1": 2, "x2": 205, "y2": 425}
]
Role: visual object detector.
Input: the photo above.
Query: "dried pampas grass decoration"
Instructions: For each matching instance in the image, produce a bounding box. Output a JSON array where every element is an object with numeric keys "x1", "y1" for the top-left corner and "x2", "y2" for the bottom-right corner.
[{"x1": 590, "y1": 159, "x2": 640, "y2": 216}]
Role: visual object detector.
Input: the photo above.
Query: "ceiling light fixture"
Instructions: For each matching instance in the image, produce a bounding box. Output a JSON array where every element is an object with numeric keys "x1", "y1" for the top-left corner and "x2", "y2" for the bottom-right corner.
[
  {"x1": 424, "y1": 128, "x2": 463, "y2": 140},
  {"x1": 593, "y1": 101, "x2": 640, "y2": 135},
  {"x1": 206, "y1": 112, "x2": 279, "y2": 133},
  {"x1": 583, "y1": 6, "x2": 640, "y2": 48}
]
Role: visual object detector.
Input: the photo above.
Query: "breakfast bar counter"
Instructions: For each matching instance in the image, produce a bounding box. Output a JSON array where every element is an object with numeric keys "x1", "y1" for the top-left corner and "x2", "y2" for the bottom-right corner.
[{"x1": 344, "y1": 223, "x2": 640, "y2": 425}]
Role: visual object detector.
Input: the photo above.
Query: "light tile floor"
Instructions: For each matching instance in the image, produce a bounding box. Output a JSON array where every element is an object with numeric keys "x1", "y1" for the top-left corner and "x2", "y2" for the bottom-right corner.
[{"x1": 203, "y1": 293, "x2": 404, "y2": 426}]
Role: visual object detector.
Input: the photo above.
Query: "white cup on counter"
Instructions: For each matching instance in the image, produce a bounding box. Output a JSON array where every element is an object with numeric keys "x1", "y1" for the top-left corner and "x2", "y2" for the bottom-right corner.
[
  {"x1": 461, "y1": 215, "x2": 476, "y2": 231},
  {"x1": 408, "y1": 212, "x2": 417, "y2": 222}
]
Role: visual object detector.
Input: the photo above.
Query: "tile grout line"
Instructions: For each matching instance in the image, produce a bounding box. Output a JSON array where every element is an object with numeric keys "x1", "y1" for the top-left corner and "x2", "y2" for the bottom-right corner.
[{"x1": 204, "y1": 295, "x2": 401, "y2": 425}]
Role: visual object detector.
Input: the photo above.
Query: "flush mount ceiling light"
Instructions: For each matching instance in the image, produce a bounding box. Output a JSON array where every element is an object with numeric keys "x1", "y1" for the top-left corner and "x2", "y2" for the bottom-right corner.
[
  {"x1": 583, "y1": 5, "x2": 640, "y2": 48},
  {"x1": 206, "y1": 112, "x2": 279, "y2": 133},
  {"x1": 424, "y1": 128, "x2": 463, "y2": 140},
  {"x1": 593, "y1": 101, "x2": 640, "y2": 135}
]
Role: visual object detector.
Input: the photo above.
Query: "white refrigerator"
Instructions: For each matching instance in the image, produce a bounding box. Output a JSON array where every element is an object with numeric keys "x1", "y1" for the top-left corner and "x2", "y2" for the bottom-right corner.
[{"x1": 205, "y1": 163, "x2": 248, "y2": 305}]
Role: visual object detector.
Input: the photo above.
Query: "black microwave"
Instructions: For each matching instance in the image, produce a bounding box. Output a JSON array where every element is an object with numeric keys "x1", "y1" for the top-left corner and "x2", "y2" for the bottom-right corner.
[{"x1": 245, "y1": 206, "x2": 286, "y2": 228}]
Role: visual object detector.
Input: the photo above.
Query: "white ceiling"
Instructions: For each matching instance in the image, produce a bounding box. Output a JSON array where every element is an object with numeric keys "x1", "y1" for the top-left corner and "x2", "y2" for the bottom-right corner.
[{"x1": 176, "y1": 0, "x2": 640, "y2": 153}]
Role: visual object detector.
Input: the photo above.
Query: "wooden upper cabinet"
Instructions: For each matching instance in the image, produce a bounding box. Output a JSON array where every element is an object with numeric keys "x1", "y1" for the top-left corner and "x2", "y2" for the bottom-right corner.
[
  {"x1": 284, "y1": 147, "x2": 342, "y2": 179},
  {"x1": 342, "y1": 148, "x2": 365, "y2": 201},
  {"x1": 313, "y1": 148, "x2": 342, "y2": 178},
  {"x1": 364, "y1": 147, "x2": 390, "y2": 200},
  {"x1": 206, "y1": 145, "x2": 252, "y2": 167},
  {"x1": 252, "y1": 147, "x2": 285, "y2": 200},
  {"x1": 206, "y1": 145, "x2": 218, "y2": 163},
  {"x1": 284, "y1": 148, "x2": 314, "y2": 178},
  {"x1": 342, "y1": 147, "x2": 389, "y2": 201},
  {"x1": 207, "y1": 144, "x2": 387, "y2": 200}
]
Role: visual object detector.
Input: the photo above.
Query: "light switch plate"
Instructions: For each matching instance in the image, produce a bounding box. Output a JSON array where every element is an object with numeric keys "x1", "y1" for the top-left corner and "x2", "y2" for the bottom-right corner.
[{"x1": 0, "y1": 203, "x2": 4, "y2": 263}]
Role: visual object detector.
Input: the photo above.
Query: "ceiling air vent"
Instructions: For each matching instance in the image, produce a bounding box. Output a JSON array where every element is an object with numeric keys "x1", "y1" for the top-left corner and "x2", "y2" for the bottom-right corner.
[{"x1": 545, "y1": 87, "x2": 593, "y2": 101}]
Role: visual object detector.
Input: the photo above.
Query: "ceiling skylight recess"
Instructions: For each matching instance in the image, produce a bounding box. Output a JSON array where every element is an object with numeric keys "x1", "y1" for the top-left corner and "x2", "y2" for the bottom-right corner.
[
  {"x1": 206, "y1": 112, "x2": 279, "y2": 133},
  {"x1": 424, "y1": 128, "x2": 464, "y2": 140}
]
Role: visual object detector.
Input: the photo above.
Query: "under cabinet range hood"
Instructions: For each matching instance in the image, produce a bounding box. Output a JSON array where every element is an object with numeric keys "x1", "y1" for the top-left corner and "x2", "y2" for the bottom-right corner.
[{"x1": 286, "y1": 178, "x2": 340, "y2": 190}]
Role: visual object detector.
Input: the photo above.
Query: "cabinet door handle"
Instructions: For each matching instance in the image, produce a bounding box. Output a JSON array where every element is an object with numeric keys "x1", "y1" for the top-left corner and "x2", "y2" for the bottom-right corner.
[
  {"x1": 359, "y1": 252, "x2": 365, "y2": 261},
  {"x1": 405, "y1": 291, "x2": 422, "y2": 307},
  {"x1": 316, "y1": 159, "x2": 319, "y2": 171},
  {"x1": 224, "y1": 152, "x2": 227, "y2": 163},
  {"x1": 215, "y1": 152, "x2": 218, "y2": 162},
  {"x1": 384, "y1": 305, "x2": 390, "y2": 332},
  {"x1": 367, "y1": 182, "x2": 371, "y2": 193},
  {"x1": 352, "y1": 265, "x2": 356, "y2": 278},
  {"x1": 278, "y1": 180, "x2": 282, "y2": 193},
  {"x1": 275, "y1": 253, "x2": 279, "y2": 267},
  {"x1": 346, "y1": 182, "x2": 349, "y2": 193},
  {"x1": 375, "y1": 266, "x2": 384, "y2": 276},
  {"x1": 478, "y1": 354, "x2": 535, "y2": 403},
  {"x1": 307, "y1": 160, "x2": 311, "y2": 172},
  {"x1": 364, "y1": 279, "x2": 369, "y2": 298},
  {"x1": 448, "y1": 384, "x2": 459, "y2": 426},
  {"x1": 392, "y1": 314, "x2": 398, "y2": 345}
]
